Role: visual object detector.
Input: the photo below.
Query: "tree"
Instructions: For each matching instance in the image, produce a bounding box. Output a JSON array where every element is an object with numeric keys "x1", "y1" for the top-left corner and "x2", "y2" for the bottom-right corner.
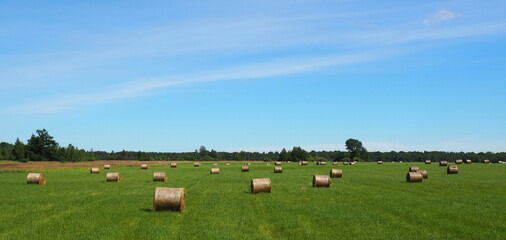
[
  {"x1": 345, "y1": 138, "x2": 368, "y2": 161},
  {"x1": 199, "y1": 146, "x2": 208, "y2": 157},
  {"x1": 26, "y1": 129, "x2": 59, "y2": 161},
  {"x1": 12, "y1": 138, "x2": 26, "y2": 162},
  {"x1": 290, "y1": 146, "x2": 308, "y2": 162},
  {"x1": 279, "y1": 148, "x2": 289, "y2": 162}
]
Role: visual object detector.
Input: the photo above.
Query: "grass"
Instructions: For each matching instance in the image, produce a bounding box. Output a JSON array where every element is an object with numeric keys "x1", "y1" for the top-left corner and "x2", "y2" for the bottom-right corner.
[{"x1": 0, "y1": 162, "x2": 505, "y2": 239}]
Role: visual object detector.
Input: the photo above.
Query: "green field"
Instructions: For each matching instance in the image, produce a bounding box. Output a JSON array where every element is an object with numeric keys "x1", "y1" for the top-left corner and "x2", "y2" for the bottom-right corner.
[{"x1": 0, "y1": 162, "x2": 505, "y2": 239}]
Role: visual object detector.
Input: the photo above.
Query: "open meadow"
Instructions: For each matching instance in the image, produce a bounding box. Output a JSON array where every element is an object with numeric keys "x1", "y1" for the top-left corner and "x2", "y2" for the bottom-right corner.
[{"x1": 1, "y1": 161, "x2": 505, "y2": 239}]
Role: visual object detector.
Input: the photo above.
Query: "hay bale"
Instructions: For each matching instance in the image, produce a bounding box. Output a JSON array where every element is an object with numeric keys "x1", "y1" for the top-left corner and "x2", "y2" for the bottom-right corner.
[
  {"x1": 350, "y1": 162, "x2": 356, "y2": 165},
  {"x1": 251, "y1": 178, "x2": 271, "y2": 194},
  {"x1": 153, "y1": 172, "x2": 167, "y2": 182},
  {"x1": 301, "y1": 161, "x2": 308, "y2": 165},
  {"x1": 194, "y1": 162, "x2": 201, "y2": 167},
  {"x1": 313, "y1": 175, "x2": 331, "y2": 187},
  {"x1": 226, "y1": 163, "x2": 230, "y2": 166},
  {"x1": 425, "y1": 160, "x2": 431, "y2": 164},
  {"x1": 455, "y1": 159, "x2": 463, "y2": 164},
  {"x1": 409, "y1": 166, "x2": 420, "y2": 172},
  {"x1": 26, "y1": 173, "x2": 45, "y2": 185},
  {"x1": 465, "y1": 159, "x2": 471, "y2": 164},
  {"x1": 171, "y1": 163, "x2": 178, "y2": 168},
  {"x1": 241, "y1": 166, "x2": 249, "y2": 172},
  {"x1": 210, "y1": 168, "x2": 220, "y2": 174},
  {"x1": 274, "y1": 167, "x2": 282, "y2": 173},
  {"x1": 266, "y1": 163, "x2": 271, "y2": 166},
  {"x1": 245, "y1": 163, "x2": 251, "y2": 166},
  {"x1": 104, "y1": 164, "x2": 111, "y2": 169},
  {"x1": 483, "y1": 159, "x2": 490, "y2": 164},
  {"x1": 406, "y1": 172, "x2": 423, "y2": 182},
  {"x1": 90, "y1": 168, "x2": 100, "y2": 174},
  {"x1": 319, "y1": 161, "x2": 326, "y2": 165},
  {"x1": 141, "y1": 164, "x2": 148, "y2": 169},
  {"x1": 330, "y1": 169, "x2": 342, "y2": 178},
  {"x1": 153, "y1": 187, "x2": 185, "y2": 212},
  {"x1": 332, "y1": 162, "x2": 338, "y2": 165},
  {"x1": 447, "y1": 165, "x2": 458, "y2": 174},
  {"x1": 377, "y1": 161, "x2": 383, "y2": 164},
  {"x1": 439, "y1": 161, "x2": 448, "y2": 166},
  {"x1": 213, "y1": 163, "x2": 218, "y2": 166},
  {"x1": 343, "y1": 162, "x2": 349, "y2": 165},
  {"x1": 275, "y1": 162, "x2": 282, "y2": 165},
  {"x1": 417, "y1": 170, "x2": 428, "y2": 178},
  {"x1": 106, "y1": 172, "x2": 121, "y2": 182}
]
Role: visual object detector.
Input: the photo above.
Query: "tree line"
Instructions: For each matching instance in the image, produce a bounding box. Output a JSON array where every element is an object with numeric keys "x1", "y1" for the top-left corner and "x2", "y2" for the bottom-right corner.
[{"x1": 1, "y1": 129, "x2": 504, "y2": 163}]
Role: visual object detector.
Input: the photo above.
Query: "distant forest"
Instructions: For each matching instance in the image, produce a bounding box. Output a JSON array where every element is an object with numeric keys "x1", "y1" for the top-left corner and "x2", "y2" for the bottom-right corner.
[{"x1": 1, "y1": 129, "x2": 505, "y2": 163}]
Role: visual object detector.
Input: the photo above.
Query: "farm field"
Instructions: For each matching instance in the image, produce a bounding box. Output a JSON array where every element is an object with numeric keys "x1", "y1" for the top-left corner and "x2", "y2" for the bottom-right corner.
[{"x1": 0, "y1": 162, "x2": 505, "y2": 239}]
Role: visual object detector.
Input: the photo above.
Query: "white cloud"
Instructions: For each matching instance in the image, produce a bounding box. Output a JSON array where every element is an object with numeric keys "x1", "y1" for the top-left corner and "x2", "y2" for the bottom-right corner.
[
  {"x1": 16, "y1": 49, "x2": 394, "y2": 113},
  {"x1": 424, "y1": 9, "x2": 458, "y2": 25}
]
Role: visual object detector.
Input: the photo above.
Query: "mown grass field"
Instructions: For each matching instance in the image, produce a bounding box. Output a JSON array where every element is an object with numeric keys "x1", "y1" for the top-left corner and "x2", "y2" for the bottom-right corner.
[{"x1": 0, "y1": 162, "x2": 505, "y2": 239}]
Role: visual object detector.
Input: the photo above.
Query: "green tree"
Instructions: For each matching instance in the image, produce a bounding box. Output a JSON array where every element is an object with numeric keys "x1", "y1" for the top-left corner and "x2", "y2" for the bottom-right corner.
[
  {"x1": 12, "y1": 138, "x2": 27, "y2": 162},
  {"x1": 345, "y1": 138, "x2": 368, "y2": 161},
  {"x1": 290, "y1": 146, "x2": 308, "y2": 162},
  {"x1": 279, "y1": 148, "x2": 289, "y2": 162},
  {"x1": 26, "y1": 129, "x2": 59, "y2": 161}
]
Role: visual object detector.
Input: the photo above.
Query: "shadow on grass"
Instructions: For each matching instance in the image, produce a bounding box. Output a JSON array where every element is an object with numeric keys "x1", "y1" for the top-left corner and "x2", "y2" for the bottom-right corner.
[{"x1": 142, "y1": 208, "x2": 152, "y2": 212}]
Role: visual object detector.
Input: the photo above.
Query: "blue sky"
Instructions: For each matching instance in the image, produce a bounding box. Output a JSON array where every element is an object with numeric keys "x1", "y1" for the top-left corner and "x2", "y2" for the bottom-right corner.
[{"x1": 1, "y1": 0, "x2": 506, "y2": 153}]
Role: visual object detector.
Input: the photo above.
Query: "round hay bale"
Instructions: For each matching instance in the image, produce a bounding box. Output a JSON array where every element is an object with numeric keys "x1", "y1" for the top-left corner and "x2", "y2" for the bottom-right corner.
[
  {"x1": 251, "y1": 178, "x2": 271, "y2": 194},
  {"x1": 377, "y1": 161, "x2": 383, "y2": 164},
  {"x1": 416, "y1": 170, "x2": 428, "y2": 178},
  {"x1": 213, "y1": 163, "x2": 218, "y2": 166},
  {"x1": 406, "y1": 172, "x2": 423, "y2": 182},
  {"x1": 350, "y1": 162, "x2": 356, "y2": 165},
  {"x1": 210, "y1": 168, "x2": 220, "y2": 174},
  {"x1": 141, "y1": 164, "x2": 148, "y2": 169},
  {"x1": 104, "y1": 164, "x2": 111, "y2": 169},
  {"x1": 409, "y1": 166, "x2": 420, "y2": 172},
  {"x1": 330, "y1": 169, "x2": 342, "y2": 178},
  {"x1": 439, "y1": 161, "x2": 448, "y2": 166},
  {"x1": 245, "y1": 163, "x2": 251, "y2": 166},
  {"x1": 266, "y1": 163, "x2": 271, "y2": 166},
  {"x1": 465, "y1": 159, "x2": 471, "y2": 164},
  {"x1": 274, "y1": 167, "x2": 282, "y2": 173},
  {"x1": 425, "y1": 160, "x2": 431, "y2": 164},
  {"x1": 301, "y1": 161, "x2": 308, "y2": 165},
  {"x1": 153, "y1": 172, "x2": 167, "y2": 182},
  {"x1": 90, "y1": 168, "x2": 100, "y2": 174},
  {"x1": 153, "y1": 187, "x2": 185, "y2": 212},
  {"x1": 298, "y1": 162, "x2": 301, "y2": 165},
  {"x1": 455, "y1": 159, "x2": 463, "y2": 164},
  {"x1": 241, "y1": 166, "x2": 249, "y2": 172},
  {"x1": 106, "y1": 172, "x2": 121, "y2": 182},
  {"x1": 447, "y1": 165, "x2": 458, "y2": 174},
  {"x1": 26, "y1": 173, "x2": 45, "y2": 185},
  {"x1": 171, "y1": 163, "x2": 178, "y2": 168},
  {"x1": 226, "y1": 163, "x2": 231, "y2": 166},
  {"x1": 313, "y1": 175, "x2": 331, "y2": 187},
  {"x1": 483, "y1": 159, "x2": 490, "y2": 164},
  {"x1": 319, "y1": 161, "x2": 326, "y2": 165},
  {"x1": 194, "y1": 162, "x2": 201, "y2": 167},
  {"x1": 399, "y1": 161, "x2": 403, "y2": 163},
  {"x1": 343, "y1": 162, "x2": 349, "y2": 165},
  {"x1": 332, "y1": 162, "x2": 338, "y2": 165},
  {"x1": 275, "y1": 162, "x2": 281, "y2": 165}
]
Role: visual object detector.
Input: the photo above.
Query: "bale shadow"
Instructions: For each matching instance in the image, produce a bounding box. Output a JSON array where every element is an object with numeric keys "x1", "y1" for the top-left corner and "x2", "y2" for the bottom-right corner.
[{"x1": 141, "y1": 208, "x2": 152, "y2": 212}]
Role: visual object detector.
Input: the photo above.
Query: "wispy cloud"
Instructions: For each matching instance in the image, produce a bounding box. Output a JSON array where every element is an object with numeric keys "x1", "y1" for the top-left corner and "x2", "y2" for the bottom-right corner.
[
  {"x1": 424, "y1": 9, "x2": 458, "y2": 25},
  {"x1": 16, "y1": 49, "x2": 395, "y2": 113}
]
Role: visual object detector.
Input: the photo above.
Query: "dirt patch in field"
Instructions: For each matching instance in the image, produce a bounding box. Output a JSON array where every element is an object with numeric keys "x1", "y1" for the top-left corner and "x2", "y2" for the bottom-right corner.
[{"x1": 0, "y1": 160, "x2": 261, "y2": 170}]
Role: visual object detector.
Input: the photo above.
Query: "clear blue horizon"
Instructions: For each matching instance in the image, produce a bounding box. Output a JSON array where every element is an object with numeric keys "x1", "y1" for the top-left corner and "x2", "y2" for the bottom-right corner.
[{"x1": 1, "y1": 1, "x2": 506, "y2": 153}]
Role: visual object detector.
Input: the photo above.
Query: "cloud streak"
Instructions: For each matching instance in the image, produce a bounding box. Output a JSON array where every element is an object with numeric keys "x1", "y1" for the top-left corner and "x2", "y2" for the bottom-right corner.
[
  {"x1": 17, "y1": 49, "x2": 395, "y2": 113},
  {"x1": 424, "y1": 9, "x2": 458, "y2": 25}
]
